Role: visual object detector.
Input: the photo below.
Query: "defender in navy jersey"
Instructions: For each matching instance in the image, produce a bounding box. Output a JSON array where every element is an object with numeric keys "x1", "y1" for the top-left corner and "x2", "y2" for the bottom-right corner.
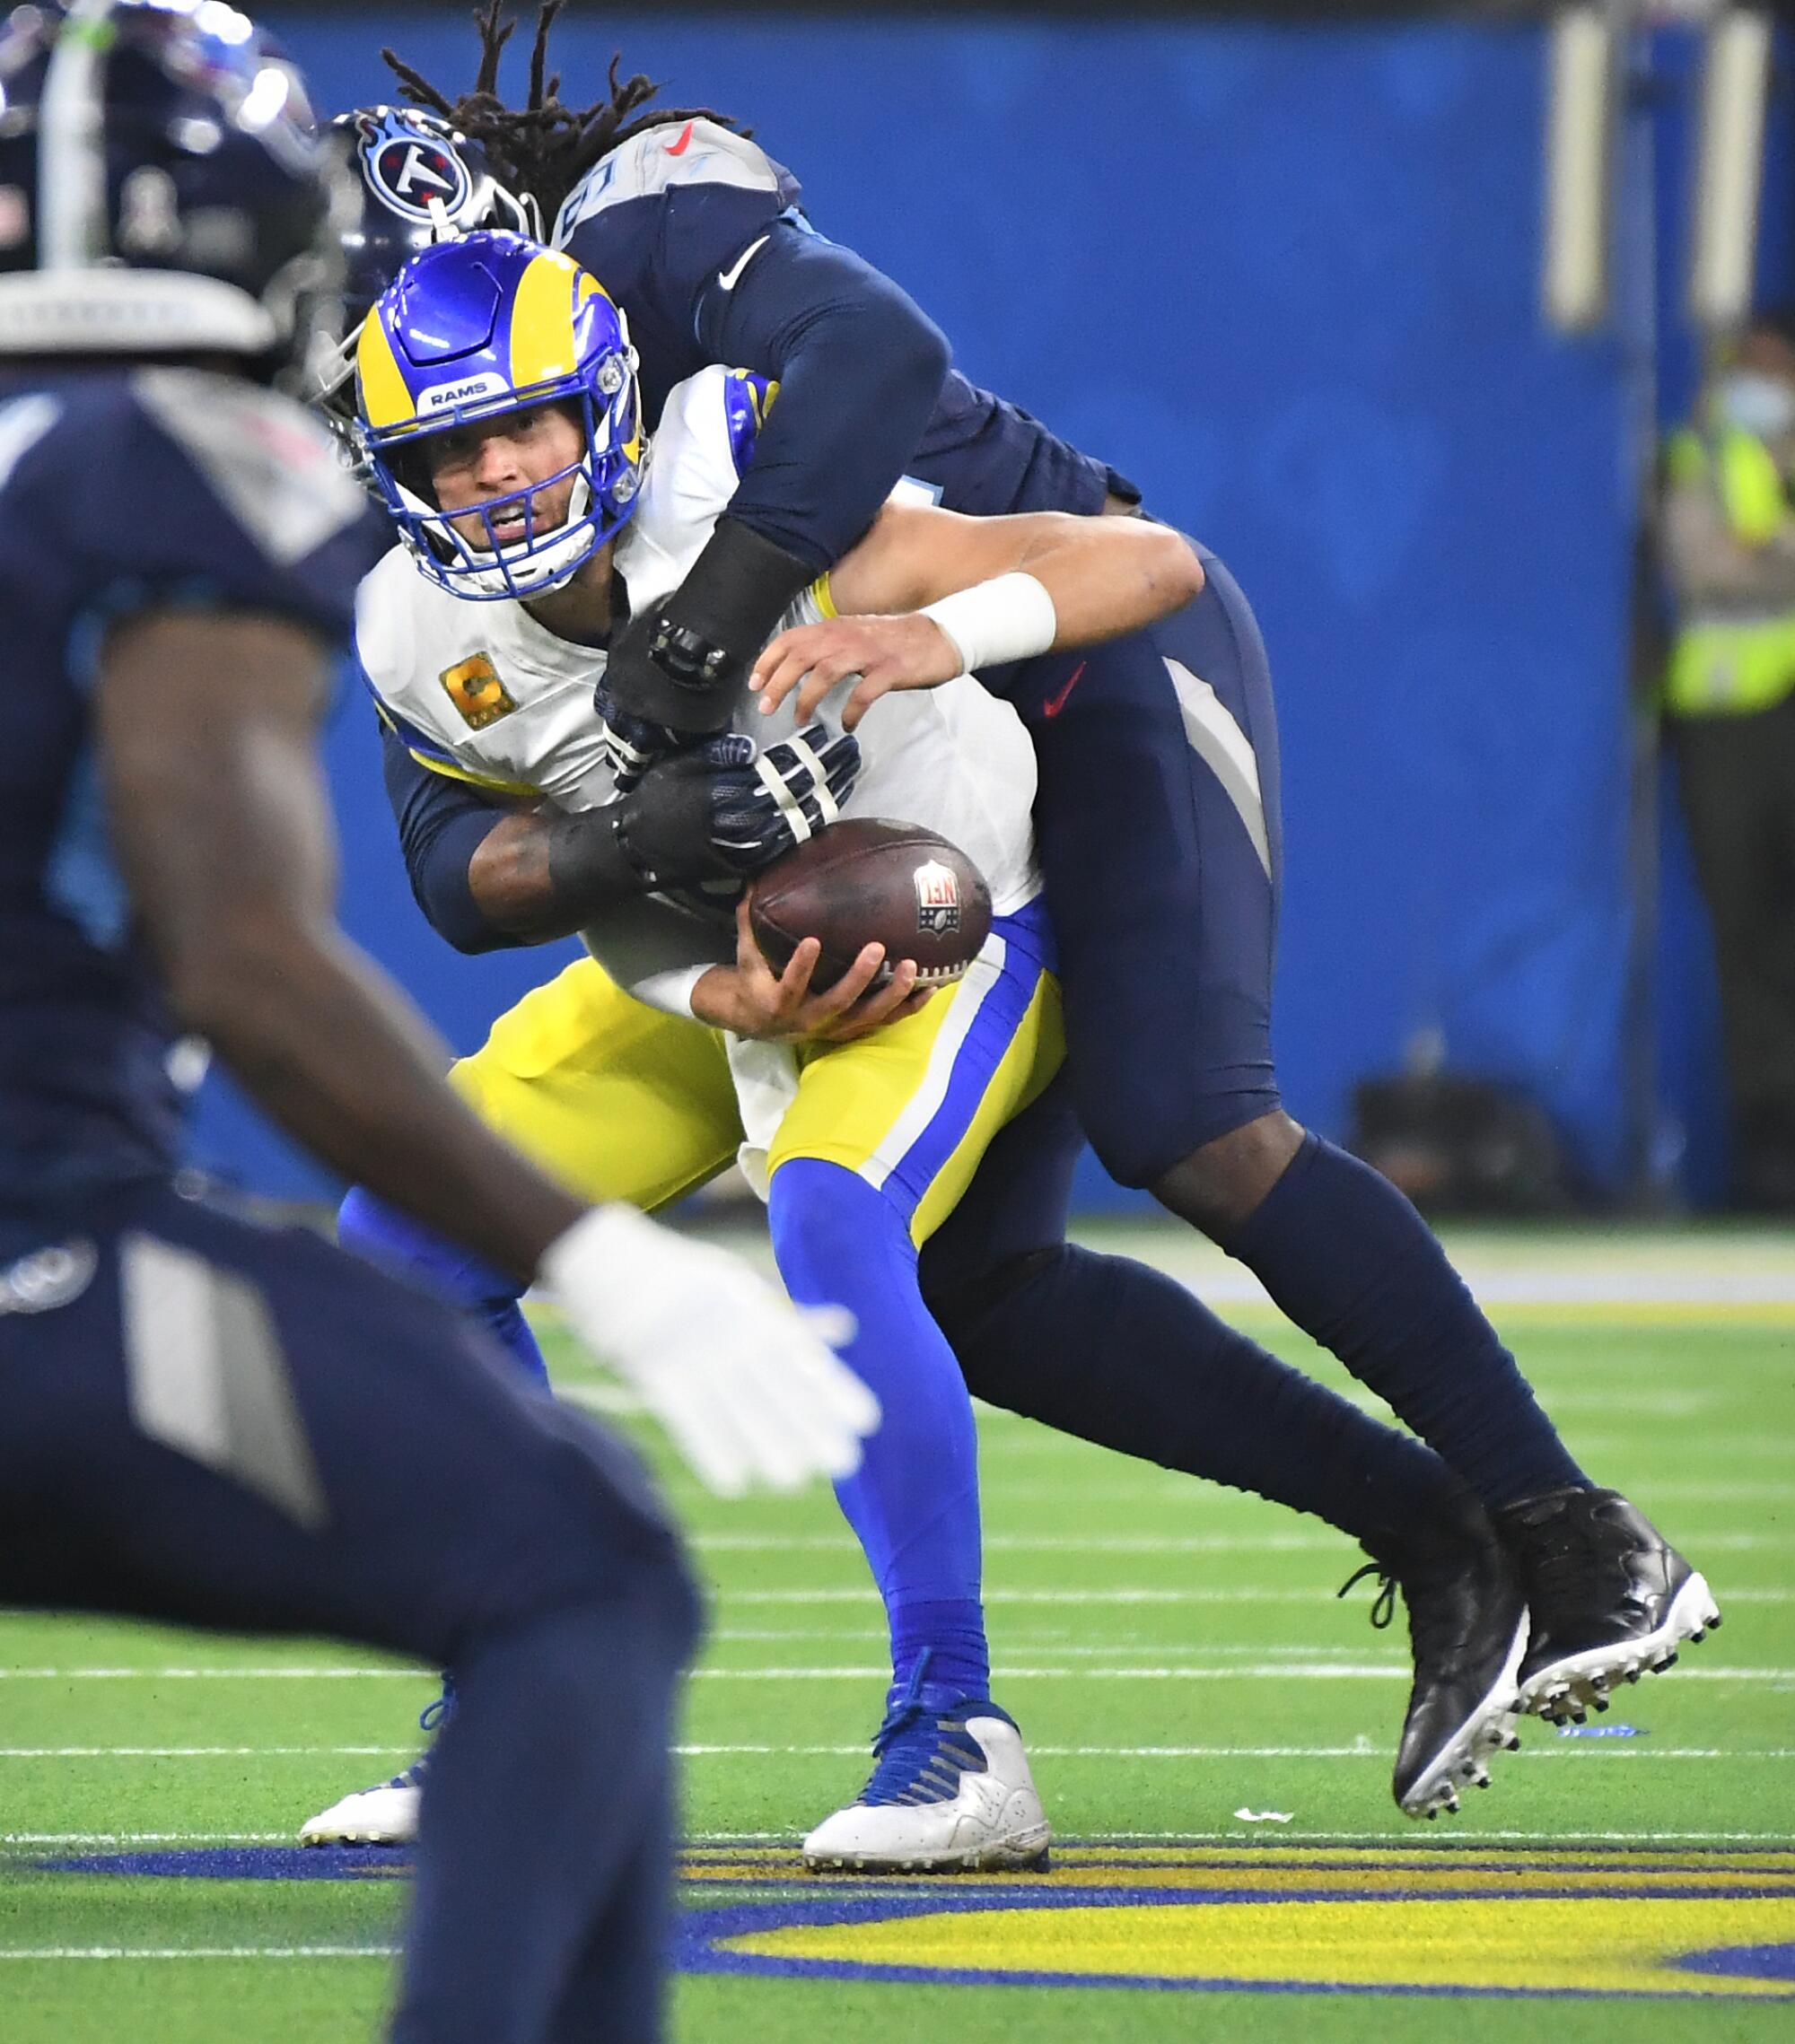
[
  {"x1": 0, "y1": 8, "x2": 875, "y2": 2039},
  {"x1": 366, "y1": 8, "x2": 1721, "y2": 1807}
]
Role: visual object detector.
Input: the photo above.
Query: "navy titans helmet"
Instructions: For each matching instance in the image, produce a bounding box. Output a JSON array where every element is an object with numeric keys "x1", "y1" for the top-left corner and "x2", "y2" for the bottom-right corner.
[
  {"x1": 312, "y1": 106, "x2": 539, "y2": 422},
  {"x1": 0, "y1": 0, "x2": 352, "y2": 389}
]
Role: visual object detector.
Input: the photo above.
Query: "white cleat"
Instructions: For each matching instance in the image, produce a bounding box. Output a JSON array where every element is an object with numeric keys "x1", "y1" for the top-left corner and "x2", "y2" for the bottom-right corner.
[
  {"x1": 298, "y1": 1767, "x2": 423, "y2": 1847},
  {"x1": 803, "y1": 1707, "x2": 1051, "y2": 1874}
]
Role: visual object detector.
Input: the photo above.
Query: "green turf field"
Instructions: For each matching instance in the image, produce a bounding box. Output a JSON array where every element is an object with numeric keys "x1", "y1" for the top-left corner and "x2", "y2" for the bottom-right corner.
[{"x1": 2, "y1": 1220, "x2": 1791, "y2": 2040}]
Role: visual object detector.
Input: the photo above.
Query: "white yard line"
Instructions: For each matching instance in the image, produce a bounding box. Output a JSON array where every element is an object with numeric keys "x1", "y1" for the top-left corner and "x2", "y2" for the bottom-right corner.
[
  {"x1": 691, "y1": 1530, "x2": 1788, "y2": 1552},
  {"x1": 687, "y1": 1664, "x2": 1789, "y2": 1682},
  {"x1": 0, "y1": 1747, "x2": 411, "y2": 1759},
  {"x1": 0, "y1": 1667, "x2": 425, "y2": 1680},
  {"x1": 724, "y1": 1585, "x2": 1793, "y2": 1605},
  {"x1": 1, "y1": 1660, "x2": 1786, "y2": 1682},
  {"x1": 4, "y1": 1742, "x2": 1791, "y2": 1763},
  {"x1": 0, "y1": 1947, "x2": 398, "y2": 1961}
]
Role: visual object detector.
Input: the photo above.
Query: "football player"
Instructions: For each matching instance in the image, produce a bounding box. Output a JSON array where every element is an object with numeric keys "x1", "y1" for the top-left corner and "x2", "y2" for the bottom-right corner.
[
  {"x1": 0, "y1": 7, "x2": 875, "y2": 2040},
  {"x1": 317, "y1": 97, "x2": 1546, "y2": 1844},
  {"x1": 0, "y1": 7, "x2": 879, "y2": 2035},
  {"x1": 302, "y1": 226, "x2": 1214, "y2": 1871},
  {"x1": 374, "y1": 4, "x2": 1719, "y2": 1768}
]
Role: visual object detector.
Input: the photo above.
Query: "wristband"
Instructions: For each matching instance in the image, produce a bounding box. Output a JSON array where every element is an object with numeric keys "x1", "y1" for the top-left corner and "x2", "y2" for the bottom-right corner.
[{"x1": 917, "y1": 571, "x2": 1057, "y2": 677}]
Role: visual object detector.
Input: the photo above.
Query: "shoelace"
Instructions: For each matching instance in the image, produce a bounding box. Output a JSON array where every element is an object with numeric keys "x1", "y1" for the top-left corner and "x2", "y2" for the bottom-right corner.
[
  {"x1": 378, "y1": 1687, "x2": 454, "y2": 1792},
  {"x1": 1338, "y1": 1558, "x2": 1475, "y2": 1673},
  {"x1": 857, "y1": 1652, "x2": 986, "y2": 1808},
  {"x1": 1337, "y1": 1561, "x2": 1397, "y2": 1629}
]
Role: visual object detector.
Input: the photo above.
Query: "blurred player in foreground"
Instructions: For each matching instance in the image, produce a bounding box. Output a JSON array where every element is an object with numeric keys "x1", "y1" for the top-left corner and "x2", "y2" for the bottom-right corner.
[
  {"x1": 0, "y1": 6, "x2": 874, "y2": 2037},
  {"x1": 301, "y1": 225, "x2": 1206, "y2": 1870},
  {"x1": 339, "y1": 4, "x2": 1721, "y2": 1825}
]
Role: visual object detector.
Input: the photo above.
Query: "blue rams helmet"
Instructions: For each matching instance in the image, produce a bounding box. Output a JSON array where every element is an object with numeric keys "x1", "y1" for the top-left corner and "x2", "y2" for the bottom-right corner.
[
  {"x1": 0, "y1": 0, "x2": 350, "y2": 389},
  {"x1": 311, "y1": 105, "x2": 539, "y2": 422},
  {"x1": 357, "y1": 230, "x2": 643, "y2": 601}
]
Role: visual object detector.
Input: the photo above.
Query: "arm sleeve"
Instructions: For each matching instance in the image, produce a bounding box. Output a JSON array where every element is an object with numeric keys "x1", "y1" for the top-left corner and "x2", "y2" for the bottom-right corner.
[
  {"x1": 379, "y1": 719, "x2": 521, "y2": 956},
  {"x1": 694, "y1": 219, "x2": 950, "y2": 571},
  {"x1": 577, "y1": 895, "x2": 734, "y2": 1018}
]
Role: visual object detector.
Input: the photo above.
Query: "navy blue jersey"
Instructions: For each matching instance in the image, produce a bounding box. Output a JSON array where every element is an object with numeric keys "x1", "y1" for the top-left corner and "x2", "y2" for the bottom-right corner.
[
  {"x1": 554, "y1": 119, "x2": 1134, "y2": 569},
  {"x1": 0, "y1": 368, "x2": 381, "y2": 1212}
]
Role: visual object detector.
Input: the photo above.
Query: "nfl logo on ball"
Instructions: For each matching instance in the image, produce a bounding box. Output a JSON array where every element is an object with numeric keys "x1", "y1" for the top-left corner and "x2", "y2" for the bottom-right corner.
[{"x1": 913, "y1": 859, "x2": 961, "y2": 936}]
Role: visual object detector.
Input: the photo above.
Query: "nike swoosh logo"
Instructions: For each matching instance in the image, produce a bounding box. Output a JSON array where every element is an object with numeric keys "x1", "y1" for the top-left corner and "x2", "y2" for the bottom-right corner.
[
  {"x1": 665, "y1": 119, "x2": 695, "y2": 156},
  {"x1": 1041, "y1": 660, "x2": 1086, "y2": 719},
  {"x1": 717, "y1": 235, "x2": 770, "y2": 292}
]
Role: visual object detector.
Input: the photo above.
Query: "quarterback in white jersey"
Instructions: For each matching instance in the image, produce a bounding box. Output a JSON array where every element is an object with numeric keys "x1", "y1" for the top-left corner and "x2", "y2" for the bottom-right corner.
[
  {"x1": 305, "y1": 230, "x2": 1201, "y2": 1871},
  {"x1": 354, "y1": 356, "x2": 1046, "y2": 995}
]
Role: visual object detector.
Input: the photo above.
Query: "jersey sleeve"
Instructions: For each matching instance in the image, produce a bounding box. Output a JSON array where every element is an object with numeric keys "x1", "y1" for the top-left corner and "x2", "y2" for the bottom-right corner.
[
  {"x1": 555, "y1": 123, "x2": 950, "y2": 573},
  {"x1": 72, "y1": 369, "x2": 386, "y2": 654},
  {"x1": 554, "y1": 118, "x2": 800, "y2": 319},
  {"x1": 693, "y1": 221, "x2": 950, "y2": 571},
  {"x1": 377, "y1": 715, "x2": 517, "y2": 956}
]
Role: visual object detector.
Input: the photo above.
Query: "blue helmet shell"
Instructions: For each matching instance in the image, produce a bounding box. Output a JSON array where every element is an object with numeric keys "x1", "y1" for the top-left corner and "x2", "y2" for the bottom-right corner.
[{"x1": 356, "y1": 230, "x2": 644, "y2": 601}]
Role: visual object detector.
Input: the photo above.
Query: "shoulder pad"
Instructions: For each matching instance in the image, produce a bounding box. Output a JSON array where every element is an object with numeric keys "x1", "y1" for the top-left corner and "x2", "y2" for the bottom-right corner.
[
  {"x1": 647, "y1": 368, "x2": 752, "y2": 520},
  {"x1": 354, "y1": 546, "x2": 442, "y2": 703},
  {"x1": 555, "y1": 120, "x2": 796, "y2": 245},
  {"x1": 617, "y1": 367, "x2": 749, "y2": 613},
  {"x1": 130, "y1": 370, "x2": 368, "y2": 568}
]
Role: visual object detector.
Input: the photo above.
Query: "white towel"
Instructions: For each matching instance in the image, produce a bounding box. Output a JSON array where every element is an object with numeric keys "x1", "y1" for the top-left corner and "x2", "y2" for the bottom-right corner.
[{"x1": 723, "y1": 1033, "x2": 801, "y2": 1201}]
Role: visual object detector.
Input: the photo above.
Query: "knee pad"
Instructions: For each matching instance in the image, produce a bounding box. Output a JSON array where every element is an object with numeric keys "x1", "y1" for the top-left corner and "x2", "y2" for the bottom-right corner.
[{"x1": 1084, "y1": 1078, "x2": 1285, "y2": 1192}]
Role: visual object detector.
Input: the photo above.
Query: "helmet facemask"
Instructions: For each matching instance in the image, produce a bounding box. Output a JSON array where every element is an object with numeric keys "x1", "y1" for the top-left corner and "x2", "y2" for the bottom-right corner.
[{"x1": 376, "y1": 371, "x2": 640, "y2": 600}]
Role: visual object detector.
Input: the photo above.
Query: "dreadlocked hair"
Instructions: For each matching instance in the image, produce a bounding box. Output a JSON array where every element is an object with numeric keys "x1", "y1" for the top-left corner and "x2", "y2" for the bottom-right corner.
[{"x1": 383, "y1": 1, "x2": 749, "y2": 231}]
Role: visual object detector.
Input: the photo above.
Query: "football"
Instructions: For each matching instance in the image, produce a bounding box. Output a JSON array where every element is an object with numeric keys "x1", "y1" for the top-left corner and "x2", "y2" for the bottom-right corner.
[{"x1": 746, "y1": 818, "x2": 993, "y2": 994}]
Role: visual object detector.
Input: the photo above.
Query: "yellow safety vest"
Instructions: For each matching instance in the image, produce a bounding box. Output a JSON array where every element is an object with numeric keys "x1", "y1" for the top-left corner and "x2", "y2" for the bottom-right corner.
[{"x1": 1663, "y1": 425, "x2": 1795, "y2": 717}]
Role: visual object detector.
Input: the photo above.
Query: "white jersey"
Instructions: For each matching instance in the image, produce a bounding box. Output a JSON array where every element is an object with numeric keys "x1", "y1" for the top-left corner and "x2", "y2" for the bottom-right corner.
[{"x1": 354, "y1": 366, "x2": 1040, "y2": 1000}]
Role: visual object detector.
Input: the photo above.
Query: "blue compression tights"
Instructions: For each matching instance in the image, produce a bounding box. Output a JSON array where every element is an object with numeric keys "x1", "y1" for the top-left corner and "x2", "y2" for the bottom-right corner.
[
  {"x1": 342, "y1": 1171, "x2": 992, "y2": 1701},
  {"x1": 337, "y1": 1189, "x2": 551, "y2": 1391},
  {"x1": 769, "y1": 1158, "x2": 990, "y2": 1701}
]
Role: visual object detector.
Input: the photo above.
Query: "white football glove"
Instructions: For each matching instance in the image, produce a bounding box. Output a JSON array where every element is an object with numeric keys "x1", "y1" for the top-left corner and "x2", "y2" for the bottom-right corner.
[{"x1": 538, "y1": 1204, "x2": 879, "y2": 1498}]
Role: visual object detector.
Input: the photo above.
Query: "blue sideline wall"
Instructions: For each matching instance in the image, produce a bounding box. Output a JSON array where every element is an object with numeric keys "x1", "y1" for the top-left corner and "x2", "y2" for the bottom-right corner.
[{"x1": 192, "y1": 9, "x2": 1735, "y2": 1208}]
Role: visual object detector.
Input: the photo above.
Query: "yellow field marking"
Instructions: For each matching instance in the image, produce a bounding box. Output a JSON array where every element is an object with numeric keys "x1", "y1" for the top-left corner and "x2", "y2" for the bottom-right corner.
[
  {"x1": 722, "y1": 1893, "x2": 1795, "y2": 1996},
  {"x1": 679, "y1": 1843, "x2": 1795, "y2": 1888}
]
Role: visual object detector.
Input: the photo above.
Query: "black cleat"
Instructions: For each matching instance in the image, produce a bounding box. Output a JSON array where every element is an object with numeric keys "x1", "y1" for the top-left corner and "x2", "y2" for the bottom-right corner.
[
  {"x1": 1345, "y1": 1494, "x2": 1530, "y2": 1821},
  {"x1": 1492, "y1": 1486, "x2": 1721, "y2": 1725}
]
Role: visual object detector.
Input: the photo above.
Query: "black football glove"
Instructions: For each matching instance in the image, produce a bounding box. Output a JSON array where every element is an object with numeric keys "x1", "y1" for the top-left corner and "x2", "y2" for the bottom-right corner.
[{"x1": 609, "y1": 725, "x2": 861, "y2": 889}]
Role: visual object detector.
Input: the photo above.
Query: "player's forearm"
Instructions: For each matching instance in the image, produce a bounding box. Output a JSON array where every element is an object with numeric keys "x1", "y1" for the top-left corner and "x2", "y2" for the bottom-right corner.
[
  {"x1": 466, "y1": 808, "x2": 635, "y2": 944},
  {"x1": 1010, "y1": 518, "x2": 1204, "y2": 644},
  {"x1": 174, "y1": 914, "x2": 580, "y2": 1285},
  {"x1": 710, "y1": 225, "x2": 950, "y2": 570}
]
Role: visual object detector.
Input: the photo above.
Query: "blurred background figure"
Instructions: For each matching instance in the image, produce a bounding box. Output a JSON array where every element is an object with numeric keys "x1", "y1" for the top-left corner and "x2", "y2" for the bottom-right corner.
[{"x1": 1658, "y1": 307, "x2": 1795, "y2": 1210}]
